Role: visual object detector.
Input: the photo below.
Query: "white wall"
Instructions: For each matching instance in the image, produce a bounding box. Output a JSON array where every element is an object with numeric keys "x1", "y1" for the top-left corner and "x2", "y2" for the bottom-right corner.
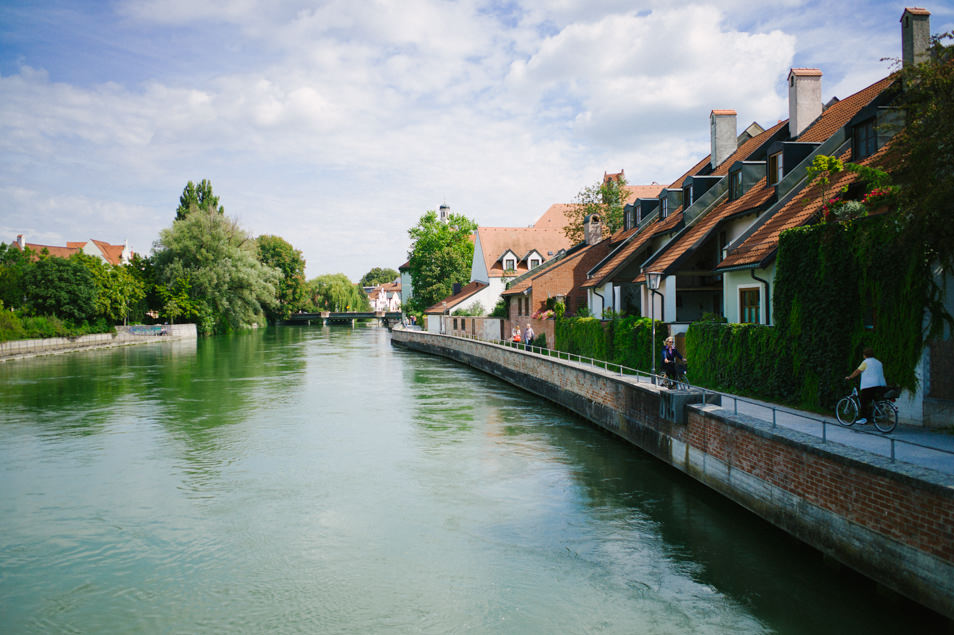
[{"x1": 722, "y1": 263, "x2": 776, "y2": 325}]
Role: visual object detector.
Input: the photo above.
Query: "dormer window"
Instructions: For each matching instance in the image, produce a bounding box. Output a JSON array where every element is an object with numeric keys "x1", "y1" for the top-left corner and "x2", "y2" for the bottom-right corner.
[
  {"x1": 503, "y1": 257, "x2": 516, "y2": 271},
  {"x1": 767, "y1": 152, "x2": 783, "y2": 186},
  {"x1": 528, "y1": 257, "x2": 541, "y2": 269},
  {"x1": 728, "y1": 170, "x2": 743, "y2": 200},
  {"x1": 853, "y1": 119, "x2": 876, "y2": 160},
  {"x1": 684, "y1": 185, "x2": 693, "y2": 207},
  {"x1": 660, "y1": 197, "x2": 669, "y2": 219}
]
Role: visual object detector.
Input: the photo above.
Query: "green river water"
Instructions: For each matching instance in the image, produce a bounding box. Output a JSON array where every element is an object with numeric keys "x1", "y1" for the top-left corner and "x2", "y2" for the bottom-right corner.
[{"x1": 0, "y1": 326, "x2": 945, "y2": 633}]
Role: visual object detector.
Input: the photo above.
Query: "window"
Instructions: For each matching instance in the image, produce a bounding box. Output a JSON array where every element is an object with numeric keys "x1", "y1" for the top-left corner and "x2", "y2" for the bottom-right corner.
[
  {"x1": 740, "y1": 288, "x2": 760, "y2": 324},
  {"x1": 660, "y1": 197, "x2": 669, "y2": 219},
  {"x1": 767, "y1": 152, "x2": 783, "y2": 186},
  {"x1": 684, "y1": 185, "x2": 693, "y2": 207},
  {"x1": 853, "y1": 119, "x2": 876, "y2": 160},
  {"x1": 528, "y1": 257, "x2": 541, "y2": 269},
  {"x1": 729, "y1": 170, "x2": 743, "y2": 200},
  {"x1": 504, "y1": 257, "x2": 516, "y2": 272}
]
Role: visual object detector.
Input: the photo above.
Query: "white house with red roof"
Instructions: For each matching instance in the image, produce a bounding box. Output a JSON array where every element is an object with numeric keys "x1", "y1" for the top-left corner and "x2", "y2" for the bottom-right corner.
[{"x1": 13, "y1": 234, "x2": 134, "y2": 265}]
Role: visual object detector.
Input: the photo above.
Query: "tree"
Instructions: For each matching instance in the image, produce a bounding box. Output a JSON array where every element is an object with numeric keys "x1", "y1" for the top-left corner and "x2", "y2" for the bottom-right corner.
[
  {"x1": 562, "y1": 174, "x2": 628, "y2": 244},
  {"x1": 406, "y1": 210, "x2": 477, "y2": 312},
  {"x1": 257, "y1": 235, "x2": 307, "y2": 321},
  {"x1": 176, "y1": 179, "x2": 224, "y2": 221},
  {"x1": 74, "y1": 254, "x2": 146, "y2": 325},
  {"x1": 0, "y1": 242, "x2": 35, "y2": 310},
  {"x1": 891, "y1": 32, "x2": 954, "y2": 272},
  {"x1": 305, "y1": 273, "x2": 370, "y2": 312},
  {"x1": 359, "y1": 267, "x2": 399, "y2": 287},
  {"x1": 153, "y1": 207, "x2": 279, "y2": 334},
  {"x1": 883, "y1": 31, "x2": 954, "y2": 338},
  {"x1": 23, "y1": 255, "x2": 98, "y2": 322}
]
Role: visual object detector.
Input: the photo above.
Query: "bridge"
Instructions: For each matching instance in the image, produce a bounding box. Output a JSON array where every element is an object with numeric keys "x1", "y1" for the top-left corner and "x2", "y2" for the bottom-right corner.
[{"x1": 283, "y1": 311, "x2": 403, "y2": 328}]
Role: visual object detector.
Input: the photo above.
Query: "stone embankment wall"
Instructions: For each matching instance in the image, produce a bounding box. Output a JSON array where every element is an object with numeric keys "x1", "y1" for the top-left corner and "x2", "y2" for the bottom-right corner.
[
  {"x1": 0, "y1": 324, "x2": 197, "y2": 361},
  {"x1": 391, "y1": 328, "x2": 954, "y2": 620}
]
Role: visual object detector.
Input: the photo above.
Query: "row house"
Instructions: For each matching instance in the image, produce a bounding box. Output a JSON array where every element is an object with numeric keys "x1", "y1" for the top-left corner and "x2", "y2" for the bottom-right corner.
[{"x1": 581, "y1": 8, "x2": 932, "y2": 340}]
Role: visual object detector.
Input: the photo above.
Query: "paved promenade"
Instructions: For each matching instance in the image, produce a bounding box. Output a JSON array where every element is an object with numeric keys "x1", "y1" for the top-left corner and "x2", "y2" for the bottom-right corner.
[{"x1": 533, "y1": 344, "x2": 954, "y2": 477}]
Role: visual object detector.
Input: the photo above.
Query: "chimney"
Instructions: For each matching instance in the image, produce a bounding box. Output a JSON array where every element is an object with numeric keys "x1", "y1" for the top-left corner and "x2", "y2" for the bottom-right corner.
[
  {"x1": 788, "y1": 68, "x2": 822, "y2": 138},
  {"x1": 710, "y1": 110, "x2": 737, "y2": 170},
  {"x1": 439, "y1": 203, "x2": 450, "y2": 222},
  {"x1": 901, "y1": 8, "x2": 931, "y2": 68},
  {"x1": 584, "y1": 214, "x2": 603, "y2": 245},
  {"x1": 16, "y1": 234, "x2": 25, "y2": 249}
]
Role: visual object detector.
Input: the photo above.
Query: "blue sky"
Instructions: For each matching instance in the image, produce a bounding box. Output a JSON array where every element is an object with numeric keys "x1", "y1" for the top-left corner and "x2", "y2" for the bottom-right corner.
[{"x1": 1, "y1": 1, "x2": 951, "y2": 280}]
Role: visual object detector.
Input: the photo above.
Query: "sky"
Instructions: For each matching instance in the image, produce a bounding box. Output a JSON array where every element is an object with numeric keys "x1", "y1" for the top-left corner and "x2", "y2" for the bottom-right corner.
[{"x1": 1, "y1": 1, "x2": 952, "y2": 281}]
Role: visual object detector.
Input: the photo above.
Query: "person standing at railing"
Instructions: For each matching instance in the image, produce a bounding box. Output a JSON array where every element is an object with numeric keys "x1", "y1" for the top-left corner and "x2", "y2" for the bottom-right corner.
[
  {"x1": 523, "y1": 324, "x2": 534, "y2": 350},
  {"x1": 845, "y1": 347, "x2": 887, "y2": 425}
]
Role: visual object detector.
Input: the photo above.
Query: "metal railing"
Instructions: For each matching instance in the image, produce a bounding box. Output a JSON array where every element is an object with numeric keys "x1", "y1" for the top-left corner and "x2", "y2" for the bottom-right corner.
[{"x1": 428, "y1": 329, "x2": 954, "y2": 472}]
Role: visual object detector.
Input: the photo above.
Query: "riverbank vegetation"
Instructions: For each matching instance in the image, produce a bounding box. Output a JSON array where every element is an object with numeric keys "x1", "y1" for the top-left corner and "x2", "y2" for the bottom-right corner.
[{"x1": 0, "y1": 179, "x2": 375, "y2": 340}]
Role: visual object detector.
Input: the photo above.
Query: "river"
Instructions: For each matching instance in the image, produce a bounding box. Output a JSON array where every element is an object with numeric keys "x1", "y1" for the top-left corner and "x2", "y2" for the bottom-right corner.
[{"x1": 0, "y1": 326, "x2": 944, "y2": 633}]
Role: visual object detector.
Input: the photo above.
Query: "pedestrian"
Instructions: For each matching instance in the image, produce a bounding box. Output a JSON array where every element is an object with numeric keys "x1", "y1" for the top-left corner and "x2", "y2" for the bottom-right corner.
[
  {"x1": 845, "y1": 347, "x2": 887, "y2": 424},
  {"x1": 661, "y1": 336, "x2": 685, "y2": 388},
  {"x1": 524, "y1": 323, "x2": 534, "y2": 349},
  {"x1": 511, "y1": 327, "x2": 521, "y2": 344}
]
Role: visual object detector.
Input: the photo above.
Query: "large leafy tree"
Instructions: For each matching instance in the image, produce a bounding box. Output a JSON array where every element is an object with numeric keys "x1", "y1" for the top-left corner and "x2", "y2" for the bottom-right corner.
[
  {"x1": 359, "y1": 267, "x2": 399, "y2": 287},
  {"x1": 154, "y1": 207, "x2": 279, "y2": 334},
  {"x1": 306, "y1": 273, "x2": 370, "y2": 311},
  {"x1": 257, "y1": 235, "x2": 307, "y2": 321},
  {"x1": 175, "y1": 179, "x2": 224, "y2": 221},
  {"x1": 406, "y1": 210, "x2": 477, "y2": 312},
  {"x1": 74, "y1": 254, "x2": 146, "y2": 325},
  {"x1": 23, "y1": 255, "x2": 98, "y2": 322},
  {"x1": 562, "y1": 175, "x2": 628, "y2": 244},
  {"x1": 892, "y1": 32, "x2": 954, "y2": 274},
  {"x1": 881, "y1": 31, "x2": 954, "y2": 339},
  {"x1": 0, "y1": 242, "x2": 35, "y2": 310}
]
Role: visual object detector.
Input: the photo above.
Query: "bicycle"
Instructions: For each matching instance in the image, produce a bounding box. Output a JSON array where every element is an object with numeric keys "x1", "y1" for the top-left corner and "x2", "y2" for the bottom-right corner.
[
  {"x1": 834, "y1": 385, "x2": 899, "y2": 433},
  {"x1": 658, "y1": 363, "x2": 691, "y2": 391}
]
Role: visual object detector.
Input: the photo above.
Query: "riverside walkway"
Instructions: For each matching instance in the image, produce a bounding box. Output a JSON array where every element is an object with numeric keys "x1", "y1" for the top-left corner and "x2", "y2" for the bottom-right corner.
[{"x1": 485, "y1": 336, "x2": 954, "y2": 477}]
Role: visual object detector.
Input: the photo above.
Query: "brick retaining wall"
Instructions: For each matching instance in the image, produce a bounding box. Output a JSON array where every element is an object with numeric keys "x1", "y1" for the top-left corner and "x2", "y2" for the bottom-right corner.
[{"x1": 391, "y1": 328, "x2": 954, "y2": 619}]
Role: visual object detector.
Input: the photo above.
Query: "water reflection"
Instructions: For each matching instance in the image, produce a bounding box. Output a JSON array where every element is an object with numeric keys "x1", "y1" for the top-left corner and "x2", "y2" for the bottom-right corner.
[{"x1": 398, "y1": 345, "x2": 948, "y2": 632}]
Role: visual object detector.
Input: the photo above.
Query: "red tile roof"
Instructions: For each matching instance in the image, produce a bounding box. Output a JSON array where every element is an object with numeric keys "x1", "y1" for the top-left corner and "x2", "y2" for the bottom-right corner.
[
  {"x1": 797, "y1": 76, "x2": 896, "y2": 143},
  {"x1": 717, "y1": 144, "x2": 892, "y2": 270},
  {"x1": 533, "y1": 204, "x2": 575, "y2": 230},
  {"x1": 644, "y1": 177, "x2": 774, "y2": 277},
  {"x1": 475, "y1": 226, "x2": 572, "y2": 279},
  {"x1": 424, "y1": 281, "x2": 489, "y2": 313}
]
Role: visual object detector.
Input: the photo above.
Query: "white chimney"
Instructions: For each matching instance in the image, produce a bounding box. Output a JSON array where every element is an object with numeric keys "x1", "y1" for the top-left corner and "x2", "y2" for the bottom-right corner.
[
  {"x1": 901, "y1": 7, "x2": 931, "y2": 68},
  {"x1": 584, "y1": 214, "x2": 603, "y2": 245},
  {"x1": 710, "y1": 110, "x2": 737, "y2": 170},
  {"x1": 788, "y1": 68, "x2": 822, "y2": 138},
  {"x1": 439, "y1": 203, "x2": 450, "y2": 222},
  {"x1": 16, "y1": 234, "x2": 24, "y2": 249}
]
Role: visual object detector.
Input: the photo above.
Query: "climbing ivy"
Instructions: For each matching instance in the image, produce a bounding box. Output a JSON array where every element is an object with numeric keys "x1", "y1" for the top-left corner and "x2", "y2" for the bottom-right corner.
[
  {"x1": 554, "y1": 315, "x2": 665, "y2": 373},
  {"x1": 687, "y1": 213, "x2": 930, "y2": 411}
]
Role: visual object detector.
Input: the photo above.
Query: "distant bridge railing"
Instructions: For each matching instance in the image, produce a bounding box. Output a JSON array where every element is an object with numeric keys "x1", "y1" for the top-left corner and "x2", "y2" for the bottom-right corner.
[{"x1": 284, "y1": 311, "x2": 402, "y2": 324}]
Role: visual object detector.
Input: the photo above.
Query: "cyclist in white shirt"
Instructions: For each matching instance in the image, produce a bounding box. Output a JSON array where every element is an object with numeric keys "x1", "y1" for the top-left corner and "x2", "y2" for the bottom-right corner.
[{"x1": 845, "y1": 347, "x2": 887, "y2": 425}]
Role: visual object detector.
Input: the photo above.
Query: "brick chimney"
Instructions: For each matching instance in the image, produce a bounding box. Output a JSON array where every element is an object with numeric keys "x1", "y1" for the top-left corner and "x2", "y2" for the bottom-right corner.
[
  {"x1": 710, "y1": 110, "x2": 737, "y2": 170},
  {"x1": 788, "y1": 68, "x2": 822, "y2": 138},
  {"x1": 901, "y1": 8, "x2": 931, "y2": 68},
  {"x1": 584, "y1": 214, "x2": 603, "y2": 245}
]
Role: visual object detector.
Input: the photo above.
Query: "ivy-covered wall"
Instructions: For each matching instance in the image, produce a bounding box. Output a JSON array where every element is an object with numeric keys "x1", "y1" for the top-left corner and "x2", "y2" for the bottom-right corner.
[
  {"x1": 554, "y1": 315, "x2": 666, "y2": 372},
  {"x1": 688, "y1": 214, "x2": 929, "y2": 411}
]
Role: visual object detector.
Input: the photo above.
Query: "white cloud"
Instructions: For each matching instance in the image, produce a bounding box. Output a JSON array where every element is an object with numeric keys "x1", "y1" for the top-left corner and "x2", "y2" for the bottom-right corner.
[{"x1": 0, "y1": 0, "x2": 919, "y2": 279}]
